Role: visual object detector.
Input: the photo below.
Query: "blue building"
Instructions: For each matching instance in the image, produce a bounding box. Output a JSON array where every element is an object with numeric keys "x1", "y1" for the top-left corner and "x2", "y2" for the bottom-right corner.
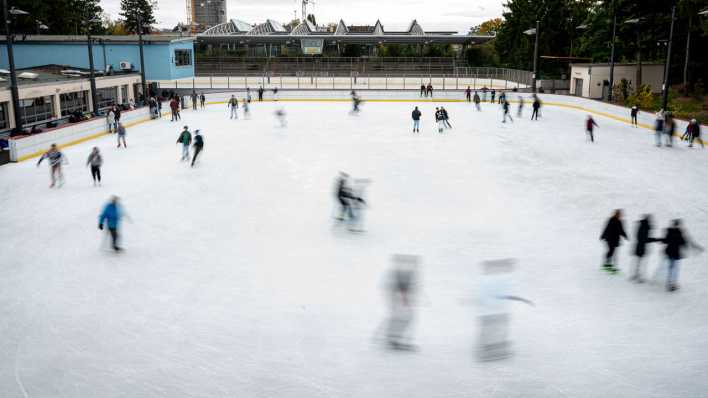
[{"x1": 1, "y1": 35, "x2": 195, "y2": 81}]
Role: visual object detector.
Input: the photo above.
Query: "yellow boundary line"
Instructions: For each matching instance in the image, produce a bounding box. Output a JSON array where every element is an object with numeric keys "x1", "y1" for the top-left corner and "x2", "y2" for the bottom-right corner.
[{"x1": 14, "y1": 98, "x2": 703, "y2": 162}]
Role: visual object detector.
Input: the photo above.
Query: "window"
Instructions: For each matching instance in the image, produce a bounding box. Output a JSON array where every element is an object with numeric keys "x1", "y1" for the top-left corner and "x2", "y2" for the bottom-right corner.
[
  {"x1": 95, "y1": 87, "x2": 117, "y2": 110},
  {"x1": 0, "y1": 102, "x2": 8, "y2": 130},
  {"x1": 120, "y1": 85, "x2": 129, "y2": 104},
  {"x1": 60, "y1": 91, "x2": 89, "y2": 116},
  {"x1": 175, "y1": 49, "x2": 192, "y2": 67},
  {"x1": 20, "y1": 96, "x2": 54, "y2": 125}
]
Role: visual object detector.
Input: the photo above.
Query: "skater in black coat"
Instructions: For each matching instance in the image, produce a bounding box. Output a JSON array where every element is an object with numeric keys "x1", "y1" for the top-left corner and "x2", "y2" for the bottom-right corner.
[
  {"x1": 631, "y1": 215, "x2": 658, "y2": 282},
  {"x1": 600, "y1": 209, "x2": 628, "y2": 272},
  {"x1": 659, "y1": 219, "x2": 703, "y2": 291}
]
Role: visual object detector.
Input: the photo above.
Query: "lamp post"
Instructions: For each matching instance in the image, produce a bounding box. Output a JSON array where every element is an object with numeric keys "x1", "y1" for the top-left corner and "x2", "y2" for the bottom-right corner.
[
  {"x1": 2, "y1": 2, "x2": 29, "y2": 133},
  {"x1": 661, "y1": 6, "x2": 676, "y2": 112},
  {"x1": 136, "y1": 12, "x2": 148, "y2": 105},
  {"x1": 607, "y1": 13, "x2": 617, "y2": 101},
  {"x1": 85, "y1": 17, "x2": 101, "y2": 116},
  {"x1": 624, "y1": 18, "x2": 642, "y2": 88},
  {"x1": 523, "y1": 20, "x2": 539, "y2": 93}
]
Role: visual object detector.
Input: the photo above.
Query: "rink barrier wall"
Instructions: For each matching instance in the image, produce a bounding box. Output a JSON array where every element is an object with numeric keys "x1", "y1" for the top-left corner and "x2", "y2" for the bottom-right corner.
[
  {"x1": 9, "y1": 108, "x2": 169, "y2": 162},
  {"x1": 201, "y1": 91, "x2": 704, "y2": 136}
]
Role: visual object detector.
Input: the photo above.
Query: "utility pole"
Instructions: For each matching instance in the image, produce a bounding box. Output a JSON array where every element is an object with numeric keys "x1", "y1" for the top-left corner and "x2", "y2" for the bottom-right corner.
[
  {"x1": 137, "y1": 12, "x2": 148, "y2": 104},
  {"x1": 86, "y1": 27, "x2": 99, "y2": 115},
  {"x1": 608, "y1": 13, "x2": 617, "y2": 101},
  {"x1": 661, "y1": 6, "x2": 676, "y2": 111},
  {"x1": 3, "y1": 0, "x2": 26, "y2": 133}
]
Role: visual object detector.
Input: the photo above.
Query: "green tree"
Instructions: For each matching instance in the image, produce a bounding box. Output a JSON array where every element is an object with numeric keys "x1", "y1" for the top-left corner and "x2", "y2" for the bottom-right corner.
[
  {"x1": 3, "y1": 0, "x2": 103, "y2": 34},
  {"x1": 120, "y1": 0, "x2": 157, "y2": 34}
]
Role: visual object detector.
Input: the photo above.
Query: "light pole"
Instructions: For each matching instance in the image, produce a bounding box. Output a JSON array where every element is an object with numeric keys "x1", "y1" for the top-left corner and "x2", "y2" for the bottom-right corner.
[
  {"x1": 85, "y1": 17, "x2": 102, "y2": 116},
  {"x1": 624, "y1": 18, "x2": 642, "y2": 88},
  {"x1": 2, "y1": 2, "x2": 29, "y2": 133},
  {"x1": 523, "y1": 20, "x2": 539, "y2": 93},
  {"x1": 661, "y1": 6, "x2": 676, "y2": 111},
  {"x1": 136, "y1": 12, "x2": 148, "y2": 105},
  {"x1": 607, "y1": 13, "x2": 617, "y2": 101}
]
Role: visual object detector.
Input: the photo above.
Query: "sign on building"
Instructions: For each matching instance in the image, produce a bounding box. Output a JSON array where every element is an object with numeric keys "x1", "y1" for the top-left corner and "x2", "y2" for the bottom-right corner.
[{"x1": 301, "y1": 39, "x2": 324, "y2": 55}]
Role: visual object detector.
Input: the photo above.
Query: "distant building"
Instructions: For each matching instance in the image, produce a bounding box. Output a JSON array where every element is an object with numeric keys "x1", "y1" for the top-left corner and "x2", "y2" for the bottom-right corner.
[
  {"x1": 187, "y1": 0, "x2": 227, "y2": 33},
  {"x1": 569, "y1": 63, "x2": 664, "y2": 100}
]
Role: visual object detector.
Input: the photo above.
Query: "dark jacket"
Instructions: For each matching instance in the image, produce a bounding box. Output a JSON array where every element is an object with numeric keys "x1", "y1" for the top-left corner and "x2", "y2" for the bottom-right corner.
[
  {"x1": 634, "y1": 219, "x2": 655, "y2": 257},
  {"x1": 601, "y1": 217, "x2": 627, "y2": 247},
  {"x1": 194, "y1": 134, "x2": 204, "y2": 148},
  {"x1": 412, "y1": 109, "x2": 421, "y2": 120},
  {"x1": 662, "y1": 227, "x2": 686, "y2": 260}
]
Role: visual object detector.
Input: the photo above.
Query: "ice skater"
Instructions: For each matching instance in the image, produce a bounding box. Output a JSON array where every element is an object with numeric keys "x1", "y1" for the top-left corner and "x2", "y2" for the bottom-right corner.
[
  {"x1": 657, "y1": 219, "x2": 703, "y2": 291},
  {"x1": 258, "y1": 86, "x2": 264, "y2": 101},
  {"x1": 176, "y1": 126, "x2": 192, "y2": 161},
  {"x1": 441, "y1": 107, "x2": 452, "y2": 129},
  {"x1": 531, "y1": 95, "x2": 541, "y2": 120},
  {"x1": 630, "y1": 105, "x2": 639, "y2": 127},
  {"x1": 37, "y1": 143, "x2": 67, "y2": 188},
  {"x1": 385, "y1": 254, "x2": 419, "y2": 351},
  {"x1": 98, "y1": 195, "x2": 127, "y2": 252},
  {"x1": 490, "y1": 89, "x2": 496, "y2": 104},
  {"x1": 420, "y1": 84, "x2": 426, "y2": 97},
  {"x1": 465, "y1": 86, "x2": 472, "y2": 102},
  {"x1": 654, "y1": 109, "x2": 665, "y2": 147},
  {"x1": 684, "y1": 119, "x2": 703, "y2": 148},
  {"x1": 228, "y1": 95, "x2": 239, "y2": 119},
  {"x1": 434, "y1": 108, "x2": 445, "y2": 133},
  {"x1": 191, "y1": 92, "x2": 198, "y2": 110},
  {"x1": 498, "y1": 91, "x2": 506, "y2": 105},
  {"x1": 242, "y1": 98, "x2": 250, "y2": 119},
  {"x1": 170, "y1": 97, "x2": 180, "y2": 122},
  {"x1": 199, "y1": 92, "x2": 206, "y2": 109},
  {"x1": 585, "y1": 115, "x2": 598, "y2": 142},
  {"x1": 426, "y1": 83, "x2": 433, "y2": 97},
  {"x1": 502, "y1": 100, "x2": 513, "y2": 123},
  {"x1": 86, "y1": 147, "x2": 103, "y2": 186},
  {"x1": 274, "y1": 107, "x2": 287, "y2": 127},
  {"x1": 630, "y1": 215, "x2": 658, "y2": 283},
  {"x1": 477, "y1": 259, "x2": 533, "y2": 362},
  {"x1": 273, "y1": 87, "x2": 279, "y2": 101},
  {"x1": 663, "y1": 112, "x2": 675, "y2": 147},
  {"x1": 411, "y1": 106, "x2": 422, "y2": 133},
  {"x1": 517, "y1": 96, "x2": 524, "y2": 117},
  {"x1": 334, "y1": 172, "x2": 365, "y2": 223},
  {"x1": 246, "y1": 87, "x2": 252, "y2": 103},
  {"x1": 600, "y1": 209, "x2": 628, "y2": 273},
  {"x1": 191, "y1": 129, "x2": 204, "y2": 167},
  {"x1": 473, "y1": 91, "x2": 481, "y2": 111},
  {"x1": 116, "y1": 122, "x2": 127, "y2": 148},
  {"x1": 350, "y1": 91, "x2": 362, "y2": 114},
  {"x1": 106, "y1": 108, "x2": 116, "y2": 133}
]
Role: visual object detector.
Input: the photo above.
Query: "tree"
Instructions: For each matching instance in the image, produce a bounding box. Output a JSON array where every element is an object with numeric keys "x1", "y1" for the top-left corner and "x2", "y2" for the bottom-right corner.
[
  {"x1": 478, "y1": 18, "x2": 503, "y2": 35},
  {"x1": 120, "y1": 0, "x2": 157, "y2": 34},
  {"x1": 3, "y1": 0, "x2": 104, "y2": 35}
]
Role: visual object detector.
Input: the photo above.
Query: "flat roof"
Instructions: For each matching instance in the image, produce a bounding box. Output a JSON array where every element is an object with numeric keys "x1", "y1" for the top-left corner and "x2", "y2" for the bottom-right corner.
[
  {"x1": 570, "y1": 62, "x2": 664, "y2": 67},
  {"x1": 0, "y1": 65, "x2": 139, "y2": 89},
  {"x1": 0, "y1": 34, "x2": 195, "y2": 45},
  {"x1": 198, "y1": 34, "x2": 491, "y2": 45}
]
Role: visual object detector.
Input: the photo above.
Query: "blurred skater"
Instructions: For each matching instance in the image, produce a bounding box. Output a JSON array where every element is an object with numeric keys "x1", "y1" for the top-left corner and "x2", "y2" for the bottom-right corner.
[
  {"x1": 258, "y1": 86, "x2": 264, "y2": 101},
  {"x1": 631, "y1": 215, "x2": 658, "y2": 283},
  {"x1": 411, "y1": 106, "x2": 422, "y2": 133},
  {"x1": 686, "y1": 119, "x2": 703, "y2": 148},
  {"x1": 435, "y1": 108, "x2": 445, "y2": 133},
  {"x1": 663, "y1": 112, "x2": 675, "y2": 147},
  {"x1": 477, "y1": 259, "x2": 533, "y2": 361},
  {"x1": 191, "y1": 129, "x2": 204, "y2": 167},
  {"x1": 498, "y1": 91, "x2": 506, "y2": 105},
  {"x1": 228, "y1": 95, "x2": 239, "y2": 119},
  {"x1": 169, "y1": 97, "x2": 180, "y2": 121},
  {"x1": 191, "y1": 92, "x2": 198, "y2": 110},
  {"x1": 37, "y1": 143, "x2": 67, "y2": 188},
  {"x1": 502, "y1": 100, "x2": 513, "y2": 123},
  {"x1": 473, "y1": 91, "x2": 481, "y2": 111},
  {"x1": 441, "y1": 107, "x2": 452, "y2": 129},
  {"x1": 199, "y1": 92, "x2": 206, "y2": 109},
  {"x1": 600, "y1": 209, "x2": 627, "y2": 273},
  {"x1": 348, "y1": 178, "x2": 370, "y2": 232},
  {"x1": 385, "y1": 254, "x2": 419, "y2": 350},
  {"x1": 490, "y1": 89, "x2": 496, "y2": 103},
  {"x1": 630, "y1": 105, "x2": 639, "y2": 127},
  {"x1": 465, "y1": 86, "x2": 472, "y2": 102},
  {"x1": 86, "y1": 147, "x2": 103, "y2": 186},
  {"x1": 106, "y1": 107, "x2": 116, "y2": 133},
  {"x1": 517, "y1": 96, "x2": 524, "y2": 117},
  {"x1": 585, "y1": 115, "x2": 598, "y2": 142},
  {"x1": 274, "y1": 107, "x2": 287, "y2": 127},
  {"x1": 426, "y1": 83, "x2": 433, "y2": 97},
  {"x1": 242, "y1": 98, "x2": 250, "y2": 119},
  {"x1": 350, "y1": 91, "x2": 362, "y2": 114},
  {"x1": 531, "y1": 95, "x2": 541, "y2": 120},
  {"x1": 98, "y1": 195, "x2": 125, "y2": 252},
  {"x1": 176, "y1": 126, "x2": 192, "y2": 161},
  {"x1": 420, "y1": 84, "x2": 426, "y2": 97},
  {"x1": 654, "y1": 109, "x2": 665, "y2": 147},
  {"x1": 116, "y1": 122, "x2": 127, "y2": 148},
  {"x1": 658, "y1": 219, "x2": 704, "y2": 291}
]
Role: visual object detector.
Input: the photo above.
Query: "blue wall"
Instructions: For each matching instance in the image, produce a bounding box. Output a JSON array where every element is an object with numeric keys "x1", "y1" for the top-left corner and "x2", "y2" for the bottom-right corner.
[{"x1": 0, "y1": 39, "x2": 194, "y2": 81}]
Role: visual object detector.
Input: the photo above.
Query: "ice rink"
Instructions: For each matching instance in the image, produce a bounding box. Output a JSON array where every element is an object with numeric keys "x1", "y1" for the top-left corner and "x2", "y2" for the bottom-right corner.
[{"x1": 1, "y1": 96, "x2": 708, "y2": 398}]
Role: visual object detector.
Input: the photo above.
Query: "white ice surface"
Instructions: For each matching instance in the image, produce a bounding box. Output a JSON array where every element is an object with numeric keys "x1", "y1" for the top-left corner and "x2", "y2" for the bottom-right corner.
[{"x1": 1, "y1": 99, "x2": 708, "y2": 398}]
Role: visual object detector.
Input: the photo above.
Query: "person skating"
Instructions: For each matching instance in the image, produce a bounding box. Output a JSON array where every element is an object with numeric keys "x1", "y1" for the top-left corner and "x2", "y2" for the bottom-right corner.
[
  {"x1": 350, "y1": 91, "x2": 361, "y2": 114},
  {"x1": 274, "y1": 107, "x2": 287, "y2": 127},
  {"x1": 170, "y1": 97, "x2": 180, "y2": 122},
  {"x1": 502, "y1": 100, "x2": 513, "y2": 123},
  {"x1": 465, "y1": 86, "x2": 472, "y2": 102},
  {"x1": 434, "y1": 108, "x2": 445, "y2": 133},
  {"x1": 585, "y1": 115, "x2": 598, "y2": 142},
  {"x1": 498, "y1": 91, "x2": 505, "y2": 105},
  {"x1": 242, "y1": 98, "x2": 250, "y2": 118},
  {"x1": 116, "y1": 122, "x2": 127, "y2": 148},
  {"x1": 98, "y1": 195, "x2": 125, "y2": 252},
  {"x1": 426, "y1": 83, "x2": 433, "y2": 97},
  {"x1": 441, "y1": 107, "x2": 452, "y2": 129},
  {"x1": 663, "y1": 112, "x2": 675, "y2": 147},
  {"x1": 531, "y1": 95, "x2": 541, "y2": 120},
  {"x1": 481, "y1": 86, "x2": 488, "y2": 102},
  {"x1": 517, "y1": 96, "x2": 525, "y2": 117},
  {"x1": 490, "y1": 89, "x2": 496, "y2": 104},
  {"x1": 191, "y1": 129, "x2": 204, "y2": 167},
  {"x1": 227, "y1": 95, "x2": 239, "y2": 119},
  {"x1": 684, "y1": 119, "x2": 703, "y2": 148},
  {"x1": 335, "y1": 172, "x2": 354, "y2": 221},
  {"x1": 658, "y1": 219, "x2": 704, "y2": 291},
  {"x1": 630, "y1": 105, "x2": 639, "y2": 127},
  {"x1": 386, "y1": 254, "x2": 419, "y2": 351},
  {"x1": 420, "y1": 84, "x2": 426, "y2": 97},
  {"x1": 654, "y1": 109, "x2": 665, "y2": 147},
  {"x1": 113, "y1": 105, "x2": 122, "y2": 126},
  {"x1": 273, "y1": 87, "x2": 279, "y2": 101},
  {"x1": 246, "y1": 87, "x2": 252, "y2": 103},
  {"x1": 191, "y1": 92, "x2": 198, "y2": 110},
  {"x1": 106, "y1": 108, "x2": 116, "y2": 133},
  {"x1": 258, "y1": 86, "x2": 264, "y2": 101},
  {"x1": 37, "y1": 144, "x2": 67, "y2": 188},
  {"x1": 600, "y1": 209, "x2": 628, "y2": 273},
  {"x1": 411, "y1": 106, "x2": 422, "y2": 133},
  {"x1": 630, "y1": 215, "x2": 658, "y2": 283},
  {"x1": 176, "y1": 126, "x2": 192, "y2": 161},
  {"x1": 86, "y1": 147, "x2": 103, "y2": 186},
  {"x1": 473, "y1": 92, "x2": 481, "y2": 111},
  {"x1": 199, "y1": 93, "x2": 206, "y2": 109}
]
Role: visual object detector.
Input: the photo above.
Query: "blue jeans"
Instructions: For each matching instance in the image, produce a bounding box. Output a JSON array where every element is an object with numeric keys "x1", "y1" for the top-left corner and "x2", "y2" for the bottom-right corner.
[
  {"x1": 667, "y1": 258, "x2": 679, "y2": 288},
  {"x1": 413, "y1": 120, "x2": 420, "y2": 131}
]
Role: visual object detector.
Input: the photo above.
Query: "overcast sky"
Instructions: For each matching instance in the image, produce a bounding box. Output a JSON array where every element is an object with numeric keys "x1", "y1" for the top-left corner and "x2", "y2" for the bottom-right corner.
[{"x1": 101, "y1": 0, "x2": 505, "y2": 32}]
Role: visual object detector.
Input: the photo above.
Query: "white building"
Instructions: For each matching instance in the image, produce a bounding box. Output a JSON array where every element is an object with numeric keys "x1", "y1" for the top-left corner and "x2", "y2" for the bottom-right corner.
[{"x1": 569, "y1": 63, "x2": 664, "y2": 99}]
